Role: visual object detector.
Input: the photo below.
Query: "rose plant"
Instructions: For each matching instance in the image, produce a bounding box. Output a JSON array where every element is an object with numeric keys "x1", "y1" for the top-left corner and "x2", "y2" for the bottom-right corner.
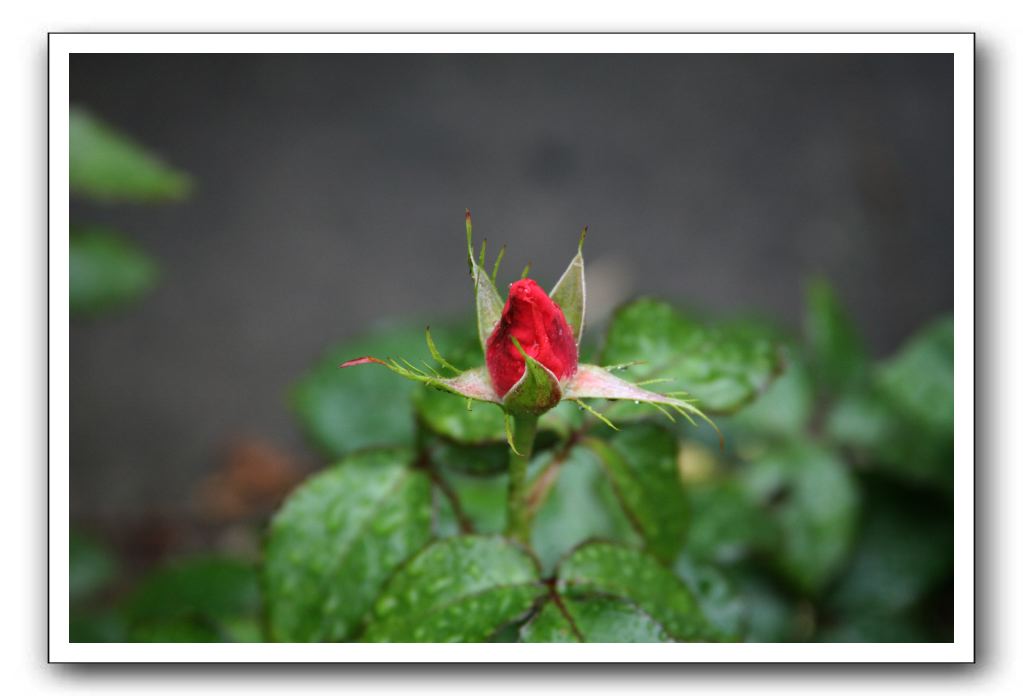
[{"x1": 251, "y1": 214, "x2": 954, "y2": 644}]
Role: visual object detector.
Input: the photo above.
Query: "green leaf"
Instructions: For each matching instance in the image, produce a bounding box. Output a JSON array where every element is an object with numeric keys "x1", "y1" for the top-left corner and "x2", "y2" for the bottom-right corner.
[
  {"x1": 685, "y1": 478, "x2": 779, "y2": 565},
  {"x1": 69, "y1": 107, "x2": 191, "y2": 202},
  {"x1": 415, "y1": 385, "x2": 506, "y2": 444},
  {"x1": 362, "y1": 536, "x2": 545, "y2": 642},
  {"x1": 827, "y1": 477, "x2": 952, "y2": 616},
  {"x1": 530, "y1": 447, "x2": 639, "y2": 574},
  {"x1": 69, "y1": 531, "x2": 117, "y2": 604},
  {"x1": 816, "y1": 615, "x2": 933, "y2": 643},
  {"x1": 70, "y1": 226, "x2": 158, "y2": 315},
  {"x1": 549, "y1": 229, "x2": 586, "y2": 345},
  {"x1": 292, "y1": 324, "x2": 446, "y2": 457},
  {"x1": 738, "y1": 442, "x2": 859, "y2": 594},
  {"x1": 876, "y1": 316, "x2": 953, "y2": 436},
  {"x1": 126, "y1": 557, "x2": 260, "y2": 625},
  {"x1": 556, "y1": 542, "x2": 720, "y2": 641},
  {"x1": 583, "y1": 424, "x2": 687, "y2": 563},
  {"x1": 804, "y1": 277, "x2": 868, "y2": 393},
  {"x1": 433, "y1": 464, "x2": 509, "y2": 535},
  {"x1": 520, "y1": 595, "x2": 673, "y2": 643},
  {"x1": 601, "y1": 299, "x2": 781, "y2": 414},
  {"x1": 264, "y1": 448, "x2": 432, "y2": 641},
  {"x1": 731, "y1": 355, "x2": 814, "y2": 437},
  {"x1": 826, "y1": 317, "x2": 953, "y2": 493},
  {"x1": 70, "y1": 609, "x2": 128, "y2": 643},
  {"x1": 674, "y1": 554, "x2": 745, "y2": 641}
]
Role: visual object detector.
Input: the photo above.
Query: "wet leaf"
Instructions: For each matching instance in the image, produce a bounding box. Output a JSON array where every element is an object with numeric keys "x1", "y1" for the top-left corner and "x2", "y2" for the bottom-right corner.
[
  {"x1": 601, "y1": 299, "x2": 781, "y2": 414},
  {"x1": 583, "y1": 424, "x2": 687, "y2": 563},
  {"x1": 556, "y1": 542, "x2": 720, "y2": 641},
  {"x1": 362, "y1": 536, "x2": 545, "y2": 642},
  {"x1": 264, "y1": 448, "x2": 432, "y2": 641},
  {"x1": 520, "y1": 594, "x2": 672, "y2": 643}
]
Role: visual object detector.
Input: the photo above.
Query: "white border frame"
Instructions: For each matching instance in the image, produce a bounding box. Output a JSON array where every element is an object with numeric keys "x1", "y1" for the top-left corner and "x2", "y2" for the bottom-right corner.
[{"x1": 49, "y1": 32, "x2": 974, "y2": 663}]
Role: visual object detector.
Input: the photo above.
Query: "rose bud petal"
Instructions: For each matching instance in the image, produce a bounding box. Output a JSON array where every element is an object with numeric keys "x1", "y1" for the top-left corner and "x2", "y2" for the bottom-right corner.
[{"x1": 485, "y1": 278, "x2": 579, "y2": 397}]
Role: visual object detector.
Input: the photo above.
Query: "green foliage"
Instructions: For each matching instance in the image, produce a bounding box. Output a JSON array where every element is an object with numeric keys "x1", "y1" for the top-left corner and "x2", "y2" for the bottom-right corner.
[
  {"x1": 70, "y1": 226, "x2": 158, "y2": 315},
  {"x1": 804, "y1": 277, "x2": 868, "y2": 393},
  {"x1": 70, "y1": 107, "x2": 191, "y2": 202},
  {"x1": 291, "y1": 325, "x2": 441, "y2": 457},
  {"x1": 556, "y1": 542, "x2": 720, "y2": 641},
  {"x1": 69, "y1": 531, "x2": 117, "y2": 604},
  {"x1": 584, "y1": 424, "x2": 688, "y2": 563},
  {"x1": 601, "y1": 298, "x2": 782, "y2": 414},
  {"x1": 529, "y1": 447, "x2": 638, "y2": 573},
  {"x1": 124, "y1": 557, "x2": 261, "y2": 642},
  {"x1": 520, "y1": 595, "x2": 673, "y2": 643},
  {"x1": 362, "y1": 536, "x2": 545, "y2": 642},
  {"x1": 738, "y1": 442, "x2": 860, "y2": 594},
  {"x1": 83, "y1": 277, "x2": 952, "y2": 644},
  {"x1": 263, "y1": 448, "x2": 432, "y2": 641}
]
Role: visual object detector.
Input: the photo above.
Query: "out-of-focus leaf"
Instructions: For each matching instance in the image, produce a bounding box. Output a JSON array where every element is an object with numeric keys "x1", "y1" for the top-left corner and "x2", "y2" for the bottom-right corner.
[
  {"x1": 876, "y1": 317, "x2": 953, "y2": 435},
  {"x1": 126, "y1": 557, "x2": 260, "y2": 625},
  {"x1": 601, "y1": 299, "x2": 781, "y2": 414},
  {"x1": 69, "y1": 531, "x2": 117, "y2": 604},
  {"x1": 128, "y1": 619, "x2": 222, "y2": 643},
  {"x1": 731, "y1": 355, "x2": 814, "y2": 438},
  {"x1": 70, "y1": 226, "x2": 158, "y2": 315},
  {"x1": 292, "y1": 324, "x2": 445, "y2": 457},
  {"x1": 739, "y1": 442, "x2": 859, "y2": 594},
  {"x1": 584, "y1": 424, "x2": 687, "y2": 563},
  {"x1": 362, "y1": 536, "x2": 545, "y2": 642},
  {"x1": 530, "y1": 447, "x2": 639, "y2": 574},
  {"x1": 804, "y1": 278, "x2": 868, "y2": 393},
  {"x1": 816, "y1": 615, "x2": 932, "y2": 643},
  {"x1": 827, "y1": 318, "x2": 953, "y2": 493},
  {"x1": 69, "y1": 107, "x2": 191, "y2": 202},
  {"x1": 520, "y1": 595, "x2": 672, "y2": 643},
  {"x1": 828, "y1": 477, "x2": 952, "y2": 616},
  {"x1": 727, "y1": 566, "x2": 800, "y2": 643},
  {"x1": 415, "y1": 386, "x2": 506, "y2": 444},
  {"x1": 70, "y1": 609, "x2": 127, "y2": 643},
  {"x1": 556, "y1": 542, "x2": 720, "y2": 641},
  {"x1": 122, "y1": 556, "x2": 261, "y2": 643},
  {"x1": 674, "y1": 554, "x2": 745, "y2": 641},
  {"x1": 433, "y1": 464, "x2": 508, "y2": 535},
  {"x1": 263, "y1": 448, "x2": 432, "y2": 641},
  {"x1": 685, "y1": 478, "x2": 778, "y2": 565}
]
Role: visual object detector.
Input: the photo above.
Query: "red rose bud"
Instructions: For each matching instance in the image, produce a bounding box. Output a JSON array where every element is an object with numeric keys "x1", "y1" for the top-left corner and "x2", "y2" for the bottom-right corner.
[{"x1": 486, "y1": 278, "x2": 578, "y2": 397}]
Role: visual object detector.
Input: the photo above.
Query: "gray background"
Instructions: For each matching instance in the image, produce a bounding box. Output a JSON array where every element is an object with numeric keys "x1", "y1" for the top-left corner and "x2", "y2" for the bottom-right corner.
[{"x1": 69, "y1": 53, "x2": 953, "y2": 523}]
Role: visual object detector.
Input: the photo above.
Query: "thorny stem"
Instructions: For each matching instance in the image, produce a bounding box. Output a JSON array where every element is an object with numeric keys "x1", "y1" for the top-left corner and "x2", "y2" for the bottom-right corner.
[{"x1": 505, "y1": 413, "x2": 539, "y2": 545}]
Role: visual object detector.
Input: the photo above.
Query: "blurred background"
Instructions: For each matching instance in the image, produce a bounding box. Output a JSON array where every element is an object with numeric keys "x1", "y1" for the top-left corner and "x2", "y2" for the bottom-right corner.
[{"x1": 68, "y1": 53, "x2": 953, "y2": 641}]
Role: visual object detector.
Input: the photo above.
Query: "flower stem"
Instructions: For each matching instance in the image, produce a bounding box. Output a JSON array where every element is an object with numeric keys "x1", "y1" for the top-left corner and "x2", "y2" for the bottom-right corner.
[{"x1": 505, "y1": 413, "x2": 539, "y2": 545}]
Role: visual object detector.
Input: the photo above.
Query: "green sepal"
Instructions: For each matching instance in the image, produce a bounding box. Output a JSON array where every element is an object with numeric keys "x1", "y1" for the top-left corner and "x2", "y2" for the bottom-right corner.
[
  {"x1": 549, "y1": 227, "x2": 587, "y2": 346},
  {"x1": 501, "y1": 338, "x2": 563, "y2": 415},
  {"x1": 465, "y1": 211, "x2": 505, "y2": 352}
]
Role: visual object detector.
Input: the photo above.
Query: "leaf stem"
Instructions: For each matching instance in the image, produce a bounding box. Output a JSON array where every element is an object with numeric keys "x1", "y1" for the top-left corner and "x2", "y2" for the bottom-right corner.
[{"x1": 505, "y1": 413, "x2": 539, "y2": 545}]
